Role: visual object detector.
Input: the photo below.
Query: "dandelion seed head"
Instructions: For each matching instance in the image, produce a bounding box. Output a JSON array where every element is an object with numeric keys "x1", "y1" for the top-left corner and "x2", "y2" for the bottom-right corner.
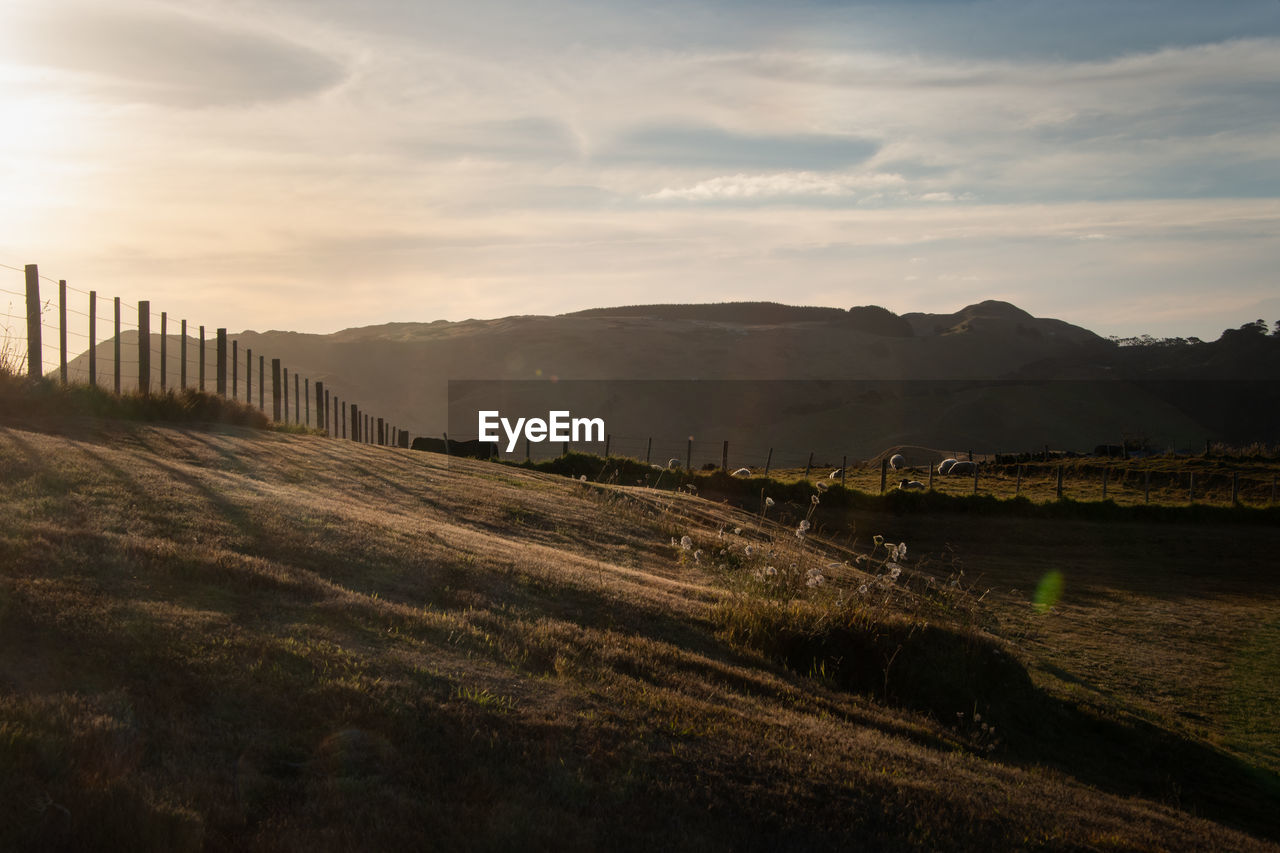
[
  {"x1": 857, "y1": 584, "x2": 869, "y2": 594},
  {"x1": 680, "y1": 536, "x2": 692, "y2": 551},
  {"x1": 764, "y1": 566, "x2": 777, "y2": 576},
  {"x1": 798, "y1": 519, "x2": 810, "y2": 532},
  {"x1": 744, "y1": 545, "x2": 755, "y2": 557},
  {"x1": 806, "y1": 574, "x2": 824, "y2": 587}
]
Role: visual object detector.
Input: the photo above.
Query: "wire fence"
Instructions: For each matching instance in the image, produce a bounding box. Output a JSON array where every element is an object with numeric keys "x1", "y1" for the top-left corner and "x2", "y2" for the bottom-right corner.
[{"x1": 3, "y1": 262, "x2": 405, "y2": 448}]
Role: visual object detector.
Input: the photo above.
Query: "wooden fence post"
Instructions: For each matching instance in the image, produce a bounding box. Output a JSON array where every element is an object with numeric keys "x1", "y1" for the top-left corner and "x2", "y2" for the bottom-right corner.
[
  {"x1": 245, "y1": 348, "x2": 252, "y2": 402},
  {"x1": 114, "y1": 297, "x2": 121, "y2": 394},
  {"x1": 271, "y1": 359, "x2": 282, "y2": 421},
  {"x1": 24, "y1": 265, "x2": 40, "y2": 379},
  {"x1": 973, "y1": 459, "x2": 979, "y2": 494},
  {"x1": 232, "y1": 340, "x2": 238, "y2": 399},
  {"x1": 199, "y1": 326, "x2": 206, "y2": 391},
  {"x1": 605, "y1": 434, "x2": 611, "y2": 457},
  {"x1": 686, "y1": 438, "x2": 692, "y2": 470},
  {"x1": 350, "y1": 404, "x2": 359, "y2": 441},
  {"x1": 842, "y1": 455, "x2": 847, "y2": 489},
  {"x1": 880, "y1": 458, "x2": 887, "y2": 493},
  {"x1": 137, "y1": 301, "x2": 150, "y2": 394},
  {"x1": 259, "y1": 355, "x2": 265, "y2": 411},
  {"x1": 927, "y1": 465, "x2": 934, "y2": 490},
  {"x1": 282, "y1": 367, "x2": 289, "y2": 422},
  {"x1": 1016, "y1": 464, "x2": 1022, "y2": 495},
  {"x1": 58, "y1": 279, "x2": 67, "y2": 384},
  {"x1": 180, "y1": 319, "x2": 187, "y2": 389},
  {"x1": 525, "y1": 436, "x2": 530, "y2": 461},
  {"x1": 216, "y1": 329, "x2": 227, "y2": 396},
  {"x1": 317, "y1": 384, "x2": 327, "y2": 434},
  {"x1": 88, "y1": 291, "x2": 97, "y2": 387},
  {"x1": 1055, "y1": 466, "x2": 1063, "y2": 500},
  {"x1": 378, "y1": 417, "x2": 384, "y2": 445},
  {"x1": 304, "y1": 378, "x2": 309, "y2": 426},
  {"x1": 341, "y1": 401, "x2": 347, "y2": 438},
  {"x1": 293, "y1": 374, "x2": 300, "y2": 424},
  {"x1": 722, "y1": 440, "x2": 729, "y2": 472},
  {"x1": 646, "y1": 437, "x2": 652, "y2": 465},
  {"x1": 764, "y1": 447, "x2": 773, "y2": 476},
  {"x1": 159, "y1": 311, "x2": 167, "y2": 392}
]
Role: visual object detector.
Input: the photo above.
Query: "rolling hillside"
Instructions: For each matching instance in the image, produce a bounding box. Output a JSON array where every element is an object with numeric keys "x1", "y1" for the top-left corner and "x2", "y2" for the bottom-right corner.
[
  {"x1": 2, "y1": 416, "x2": 1278, "y2": 850},
  {"x1": 61, "y1": 301, "x2": 1280, "y2": 457}
]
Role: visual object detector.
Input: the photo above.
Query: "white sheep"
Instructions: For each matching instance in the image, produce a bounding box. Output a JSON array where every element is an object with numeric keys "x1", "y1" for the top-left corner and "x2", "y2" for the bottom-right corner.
[
  {"x1": 938, "y1": 458, "x2": 958, "y2": 474},
  {"x1": 898, "y1": 479, "x2": 925, "y2": 490},
  {"x1": 889, "y1": 454, "x2": 906, "y2": 470},
  {"x1": 829, "y1": 469, "x2": 843, "y2": 479},
  {"x1": 949, "y1": 460, "x2": 975, "y2": 476},
  {"x1": 731, "y1": 467, "x2": 751, "y2": 477},
  {"x1": 667, "y1": 458, "x2": 682, "y2": 469}
]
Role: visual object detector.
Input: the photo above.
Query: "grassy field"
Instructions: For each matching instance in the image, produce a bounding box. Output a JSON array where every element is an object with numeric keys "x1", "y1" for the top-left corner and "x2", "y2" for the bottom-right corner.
[{"x1": 1, "y1": 416, "x2": 1278, "y2": 851}]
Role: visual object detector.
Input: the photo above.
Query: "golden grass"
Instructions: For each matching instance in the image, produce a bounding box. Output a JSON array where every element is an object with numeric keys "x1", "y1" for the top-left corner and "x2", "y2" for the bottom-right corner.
[{"x1": 1, "y1": 418, "x2": 1277, "y2": 851}]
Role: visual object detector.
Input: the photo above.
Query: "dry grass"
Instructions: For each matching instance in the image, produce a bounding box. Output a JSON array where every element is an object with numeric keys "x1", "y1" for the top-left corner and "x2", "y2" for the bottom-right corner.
[{"x1": 1, "y1": 417, "x2": 1277, "y2": 851}]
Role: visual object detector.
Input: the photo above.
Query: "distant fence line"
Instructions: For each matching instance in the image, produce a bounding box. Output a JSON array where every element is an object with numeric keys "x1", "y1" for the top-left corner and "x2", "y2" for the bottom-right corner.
[
  {"x1": 5, "y1": 262, "x2": 406, "y2": 448},
  {"x1": 454, "y1": 430, "x2": 1279, "y2": 508}
]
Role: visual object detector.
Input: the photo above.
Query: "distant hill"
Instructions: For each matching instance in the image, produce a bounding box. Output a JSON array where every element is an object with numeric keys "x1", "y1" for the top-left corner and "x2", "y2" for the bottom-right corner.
[{"x1": 62, "y1": 302, "x2": 1280, "y2": 458}]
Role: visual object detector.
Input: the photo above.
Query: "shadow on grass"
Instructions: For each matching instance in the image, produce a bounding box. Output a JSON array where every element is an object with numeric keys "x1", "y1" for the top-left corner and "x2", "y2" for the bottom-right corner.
[{"x1": 721, "y1": 608, "x2": 1280, "y2": 844}]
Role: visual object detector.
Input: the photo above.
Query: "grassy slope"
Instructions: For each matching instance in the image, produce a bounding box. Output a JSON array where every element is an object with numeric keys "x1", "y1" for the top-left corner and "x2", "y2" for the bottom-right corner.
[{"x1": 1, "y1": 419, "x2": 1277, "y2": 851}]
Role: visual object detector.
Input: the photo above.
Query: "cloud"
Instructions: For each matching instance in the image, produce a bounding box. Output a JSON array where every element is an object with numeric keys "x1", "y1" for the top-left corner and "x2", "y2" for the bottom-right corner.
[
  {"x1": 605, "y1": 125, "x2": 878, "y2": 170},
  {"x1": 644, "y1": 170, "x2": 903, "y2": 201},
  {"x1": 7, "y1": 1, "x2": 345, "y2": 107}
]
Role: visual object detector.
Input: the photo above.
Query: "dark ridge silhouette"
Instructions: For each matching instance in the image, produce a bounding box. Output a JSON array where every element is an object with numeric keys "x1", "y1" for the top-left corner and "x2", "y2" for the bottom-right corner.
[
  {"x1": 563, "y1": 301, "x2": 848, "y2": 324},
  {"x1": 843, "y1": 304, "x2": 915, "y2": 337}
]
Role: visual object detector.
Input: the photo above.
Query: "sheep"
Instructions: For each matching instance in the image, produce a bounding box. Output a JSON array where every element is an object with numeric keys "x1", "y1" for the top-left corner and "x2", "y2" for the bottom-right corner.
[
  {"x1": 938, "y1": 458, "x2": 958, "y2": 475},
  {"x1": 731, "y1": 467, "x2": 751, "y2": 477},
  {"x1": 829, "y1": 469, "x2": 843, "y2": 479},
  {"x1": 667, "y1": 458, "x2": 682, "y2": 469},
  {"x1": 898, "y1": 479, "x2": 925, "y2": 490},
  {"x1": 949, "y1": 460, "x2": 975, "y2": 476},
  {"x1": 889, "y1": 454, "x2": 906, "y2": 470}
]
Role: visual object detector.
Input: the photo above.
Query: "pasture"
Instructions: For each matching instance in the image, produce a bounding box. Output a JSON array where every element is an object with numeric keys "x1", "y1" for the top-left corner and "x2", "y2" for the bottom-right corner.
[{"x1": 0, "y1": 417, "x2": 1277, "y2": 850}]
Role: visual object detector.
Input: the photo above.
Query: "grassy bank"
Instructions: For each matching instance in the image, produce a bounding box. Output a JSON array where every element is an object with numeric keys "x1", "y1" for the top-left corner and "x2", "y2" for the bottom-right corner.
[{"x1": 1, "y1": 420, "x2": 1277, "y2": 850}]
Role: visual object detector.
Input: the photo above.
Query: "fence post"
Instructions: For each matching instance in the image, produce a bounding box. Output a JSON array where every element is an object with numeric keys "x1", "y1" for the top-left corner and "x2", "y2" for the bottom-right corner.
[
  {"x1": 525, "y1": 436, "x2": 530, "y2": 461},
  {"x1": 88, "y1": 291, "x2": 97, "y2": 387},
  {"x1": 804, "y1": 451, "x2": 813, "y2": 481},
  {"x1": 271, "y1": 359, "x2": 282, "y2": 421},
  {"x1": 137, "y1": 301, "x2": 150, "y2": 394},
  {"x1": 180, "y1": 319, "x2": 187, "y2": 389},
  {"x1": 294, "y1": 374, "x2": 300, "y2": 425},
  {"x1": 842, "y1": 455, "x2": 847, "y2": 489},
  {"x1": 341, "y1": 402, "x2": 347, "y2": 438},
  {"x1": 304, "y1": 378, "x2": 309, "y2": 426},
  {"x1": 1056, "y1": 466, "x2": 1063, "y2": 500},
  {"x1": 880, "y1": 458, "x2": 887, "y2": 493},
  {"x1": 722, "y1": 440, "x2": 729, "y2": 472},
  {"x1": 114, "y1": 297, "x2": 121, "y2": 394},
  {"x1": 1016, "y1": 464, "x2": 1022, "y2": 496},
  {"x1": 973, "y1": 460, "x2": 979, "y2": 494},
  {"x1": 646, "y1": 437, "x2": 652, "y2": 465},
  {"x1": 378, "y1": 417, "x2": 384, "y2": 445},
  {"x1": 764, "y1": 447, "x2": 772, "y2": 476},
  {"x1": 322, "y1": 386, "x2": 329, "y2": 435},
  {"x1": 216, "y1": 329, "x2": 227, "y2": 396},
  {"x1": 245, "y1": 348, "x2": 252, "y2": 402},
  {"x1": 232, "y1": 340, "x2": 238, "y2": 399},
  {"x1": 199, "y1": 326, "x2": 206, "y2": 391},
  {"x1": 351, "y1": 404, "x2": 360, "y2": 441},
  {"x1": 282, "y1": 367, "x2": 289, "y2": 422},
  {"x1": 159, "y1": 311, "x2": 167, "y2": 392},
  {"x1": 258, "y1": 355, "x2": 265, "y2": 411},
  {"x1": 1189, "y1": 472, "x2": 1195, "y2": 503},
  {"x1": 58, "y1": 280, "x2": 67, "y2": 384},
  {"x1": 686, "y1": 438, "x2": 692, "y2": 470},
  {"x1": 927, "y1": 464, "x2": 934, "y2": 490},
  {"x1": 605, "y1": 434, "x2": 611, "y2": 457},
  {"x1": 1144, "y1": 469, "x2": 1150, "y2": 504},
  {"x1": 24, "y1": 265, "x2": 40, "y2": 379}
]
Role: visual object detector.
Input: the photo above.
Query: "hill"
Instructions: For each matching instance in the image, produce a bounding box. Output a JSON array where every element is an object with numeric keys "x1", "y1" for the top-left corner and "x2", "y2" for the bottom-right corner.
[
  {"x1": 60, "y1": 303, "x2": 1280, "y2": 459},
  {"x1": 1, "y1": 418, "x2": 1277, "y2": 850}
]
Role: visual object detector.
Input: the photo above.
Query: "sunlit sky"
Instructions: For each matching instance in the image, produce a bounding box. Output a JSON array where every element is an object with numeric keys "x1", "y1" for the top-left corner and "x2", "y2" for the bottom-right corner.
[{"x1": 2, "y1": 0, "x2": 1278, "y2": 340}]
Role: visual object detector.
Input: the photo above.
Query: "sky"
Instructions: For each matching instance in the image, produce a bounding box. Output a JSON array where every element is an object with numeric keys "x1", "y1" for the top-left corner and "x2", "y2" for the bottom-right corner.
[{"x1": 1, "y1": 0, "x2": 1278, "y2": 341}]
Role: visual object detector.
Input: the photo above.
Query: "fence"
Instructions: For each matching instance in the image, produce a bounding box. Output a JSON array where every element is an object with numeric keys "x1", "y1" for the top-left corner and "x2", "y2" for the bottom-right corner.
[
  {"x1": 461, "y1": 430, "x2": 1280, "y2": 509},
  {"x1": 2, "y1": 262, "x2": 407, "y2": 448}
]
